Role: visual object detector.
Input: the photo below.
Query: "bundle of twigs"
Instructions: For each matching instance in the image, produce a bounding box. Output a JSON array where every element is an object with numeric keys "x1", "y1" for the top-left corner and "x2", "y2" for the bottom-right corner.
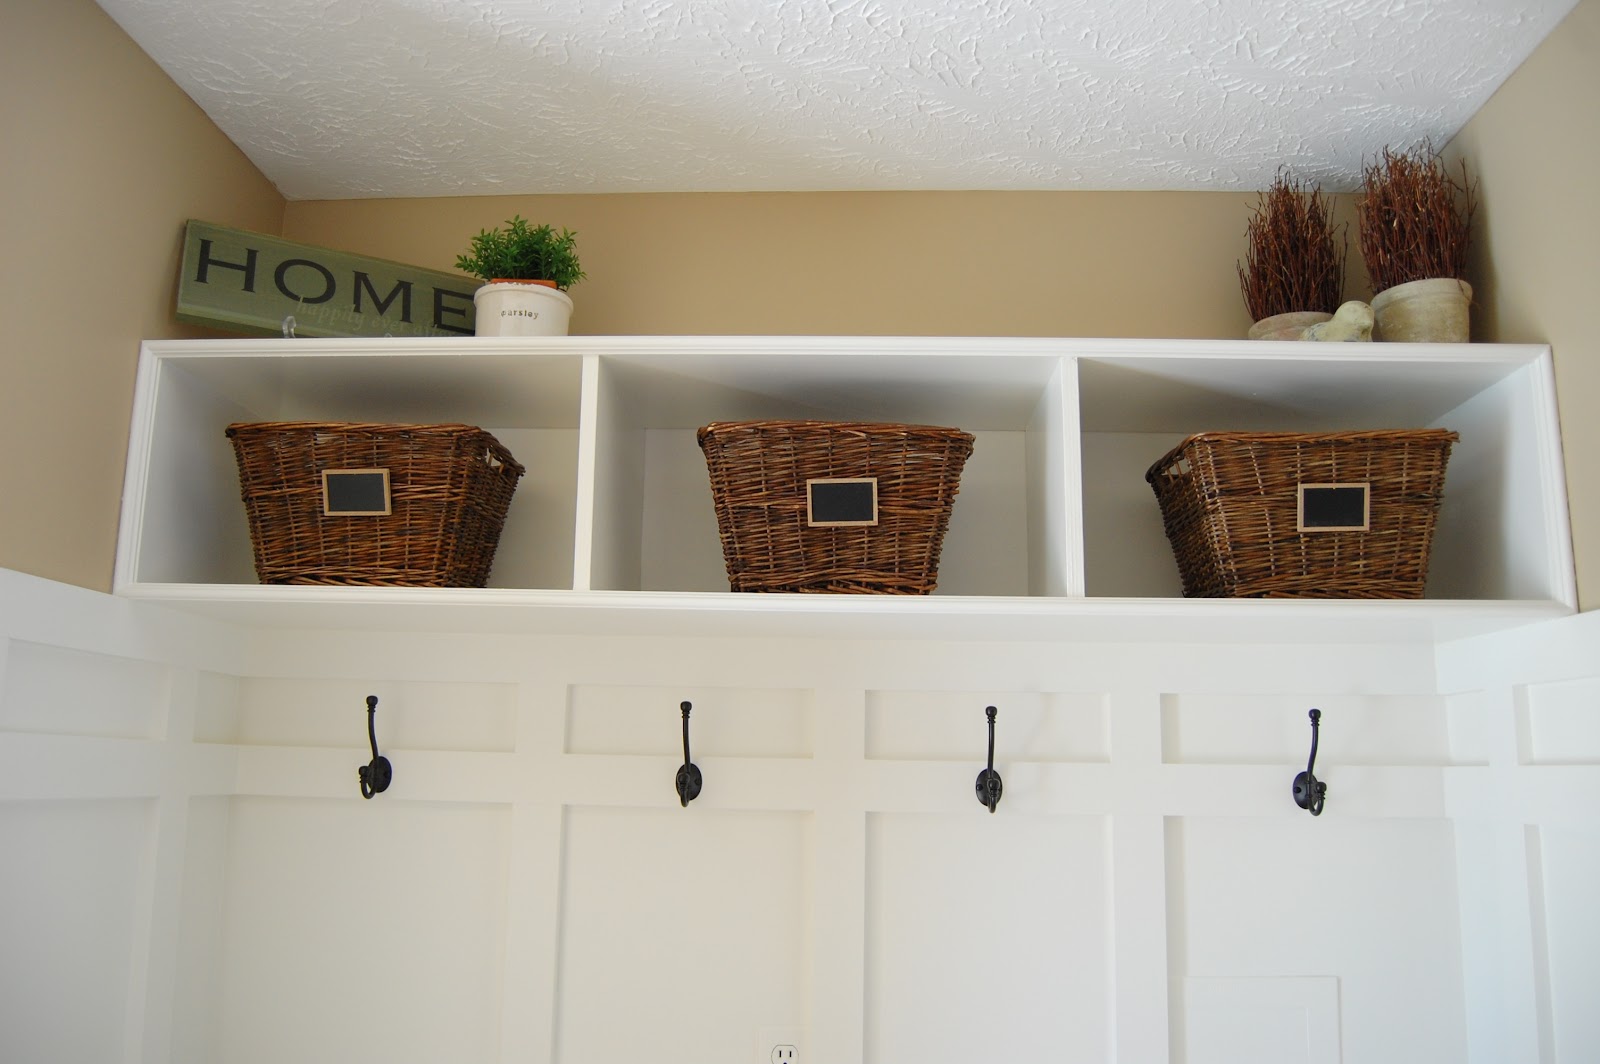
[
  {"x1": 1238, "y1": 172, "x2": 1347, "y2": 321},
  {"x1": 1358, "y1": 144, "x2": 1476, "y2": 293}
]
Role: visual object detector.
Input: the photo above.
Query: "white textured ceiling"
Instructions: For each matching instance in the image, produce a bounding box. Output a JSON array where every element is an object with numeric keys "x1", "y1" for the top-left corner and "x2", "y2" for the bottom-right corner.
[{"x1": 95, "y1": 0, "x2": 1576, "y2": 200}]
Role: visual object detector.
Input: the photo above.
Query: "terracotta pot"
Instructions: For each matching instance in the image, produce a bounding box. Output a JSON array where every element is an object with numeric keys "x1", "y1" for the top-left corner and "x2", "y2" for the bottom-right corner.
[
  {"x1": 1371, "y1": 278, "x2": 1472, "y2": 343},
  {"x1": 489, "y1": 278, "x2": 558, "y2": 288},
  {"x1": 1248, "y1": 310, "x2": 1333, "y2": 341},
  {"x1": 473, "y1": 280, "x2": 573, "y2": 336}
]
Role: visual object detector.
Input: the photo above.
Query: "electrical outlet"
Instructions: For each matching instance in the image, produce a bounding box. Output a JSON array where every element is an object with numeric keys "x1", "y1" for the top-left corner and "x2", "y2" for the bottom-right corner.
[{"x1": 758, "y1": 1026, "x2": 804, "y2": 1064}]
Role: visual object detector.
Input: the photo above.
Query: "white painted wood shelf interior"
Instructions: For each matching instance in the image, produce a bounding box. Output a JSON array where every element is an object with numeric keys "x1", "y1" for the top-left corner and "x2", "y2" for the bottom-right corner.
[{"x1": 114, "y1": 337, "x2": 1576, "y2": 640}]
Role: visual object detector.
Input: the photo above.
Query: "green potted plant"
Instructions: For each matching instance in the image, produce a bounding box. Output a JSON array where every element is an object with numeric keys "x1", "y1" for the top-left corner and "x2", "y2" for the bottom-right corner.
[
  {"x1": 1358, "y1": 145, "x2": 1477, "y2": 342},
  {"x1": 456, "y1": 215, "x2": 585, "y2": 336},
  {"x1": 1238, "y1": 170, "x2": 1348, "y2": 340}
]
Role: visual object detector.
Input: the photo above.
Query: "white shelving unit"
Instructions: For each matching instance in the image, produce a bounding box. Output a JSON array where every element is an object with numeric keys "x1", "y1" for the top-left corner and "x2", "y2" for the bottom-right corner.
[{"x1": 114, "y1": 336, "x2": 1576, "y2": 642}]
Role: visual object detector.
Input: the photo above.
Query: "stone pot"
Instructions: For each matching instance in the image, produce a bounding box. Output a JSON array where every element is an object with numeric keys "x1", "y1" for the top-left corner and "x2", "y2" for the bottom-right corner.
[
  {"x1": 1371, "y1": 278, "x2": 1472, "y2": 343},
  {"x1": 1248, "y1": 310, "x2": 1333, "y2": 341},
  {"x1": 473, "y1": 279, "x2": 573, "y2": 336}
]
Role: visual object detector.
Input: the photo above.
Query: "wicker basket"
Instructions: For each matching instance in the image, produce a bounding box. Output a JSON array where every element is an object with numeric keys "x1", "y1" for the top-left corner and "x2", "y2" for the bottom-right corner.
[
  {"x1": 226, "y1": 422, "x2": 524, "y2": 587},
  {"x1": 697, "y1": 420, "x2": 975, "y2": 594},
  {"x1": 1145, "y1": 429, "x2": 1458, "y2": 598}
]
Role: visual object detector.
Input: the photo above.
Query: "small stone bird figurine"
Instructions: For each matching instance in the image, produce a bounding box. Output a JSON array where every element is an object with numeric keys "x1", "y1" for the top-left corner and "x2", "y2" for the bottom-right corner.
[{"x1": 1301, "y1": 300, "x2": 1374, "y2": 342}]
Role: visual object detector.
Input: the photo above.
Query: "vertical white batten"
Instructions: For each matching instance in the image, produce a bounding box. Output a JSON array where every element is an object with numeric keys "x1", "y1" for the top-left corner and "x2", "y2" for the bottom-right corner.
[
  {"x1": 1530, "y1": 348, "x2": 1578, "y2": 610},
  {"x1": 496, "y1": 676, "x2": 570, "y2": 1064},
  {"x1": 586, "y1": 355, "x2": 647, "y2": 592},
  {"x1": 570, "y1": 354, "x2": 601, "y2": 592},
  {"x1": 1106, "y1": 690, "x2": 1170, "y2": 1061},
  {"x1": 114, "y1": 343, "x2": 162, "y2": 593},
  {"x1": 809, "y1": 687, "x2": 870, "y2": 1064},
  {"x1": 1028, "y1": 354, "x2": 1081, "y2": 596}
]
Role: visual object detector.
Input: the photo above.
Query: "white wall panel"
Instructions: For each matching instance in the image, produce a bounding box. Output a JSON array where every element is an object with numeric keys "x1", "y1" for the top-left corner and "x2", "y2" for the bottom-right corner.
[
  {"x1": 210, "y1": 797, "x2": 510, "y2": 1064},
  {"x1": 865, "y1": 812, "x2": 1112, "y2": 1064},
  {"x1": 640, "y1": 427, "x2": 739, "y2": 593},
  {"x1": 172, "y1": 796, "x2": 231, "y2": 1064},
  {"x1": 1162, "y1": 692, "x2": 1454, "y2": 766},
  {"x1": 1537, "y1": 824, "x2": 1600, "y2": 1061},
  {"x1": 1444, "y1": 690, "x2": 1492, "y2": 766},
  {"x1": 0, "y1": 639, "x2": 169, "y2": 739},
  {"x1": 1081, "y1": 430, "x2": 1187, "y2": 598},
  {"x1": 1450, "y1": 818, "x2": 1541, "y2": 1064},
  {"x1": 555, "y1": 806, "x2": 810, "y2": 1064},
  {"x1": 1518, "y1": 676, "x2": 1600, "y2": 765},
  {"x1": 866, "y1": 689, "x2": 1108, "y2": 762},
  {"x1": 928, "y1": 430, "x2": 1031, "y2": 598},
  {"x1": 195, "y1": 676, "x2": 518, "y2": 752},
  {"x1": 566, "y1": 683, "x2": 813, "y2": 758},
  {"x1": 191, "y1": 669, "x2": 244, "y2": 745},
  {"x1": 481, "y1": 427, "x2": 580, "y2": 592},
  {"x1": 0, "y1": 798, "x2": 155, "y2": 1064},
  {"x1": 1178, "y1": 976, "x2": 1340, "y2": 1064},
  {"x1": 1169, "y1": 817, "x2": 1467, "y2": 1064}
]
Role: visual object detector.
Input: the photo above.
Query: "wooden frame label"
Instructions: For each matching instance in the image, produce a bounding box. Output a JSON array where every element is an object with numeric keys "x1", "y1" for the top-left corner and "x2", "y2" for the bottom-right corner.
[
  {"x1": 322, "y1": 469, "x2": 392, "y2": 516},
  {"x1": 1298, "y1": 483, "x2": 1370, "y2": 532},
  {"x1": 807, "y1": 478, "x2": 878, "y2": 527}
]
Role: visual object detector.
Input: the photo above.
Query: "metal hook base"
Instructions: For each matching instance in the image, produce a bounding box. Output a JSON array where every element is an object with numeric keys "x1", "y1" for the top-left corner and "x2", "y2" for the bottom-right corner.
[
  {"x1": 1292, "y1": 771, "x2": 1326, "y2": 816},
  {"x1": 676, "y1": 763, "x2": 702, "y2": 807},
  {"x1": 975, "y1": 768, "x2": 1003, "y2": 813},
  {"x1": 359, "y1": 755, "x2": 392, "y2": 799}
]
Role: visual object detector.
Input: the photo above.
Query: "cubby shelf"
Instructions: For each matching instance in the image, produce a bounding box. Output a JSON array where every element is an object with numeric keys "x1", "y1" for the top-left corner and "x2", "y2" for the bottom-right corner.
[{"x1": 114, "y1": 336, "x2": 1577, "y2": 642}]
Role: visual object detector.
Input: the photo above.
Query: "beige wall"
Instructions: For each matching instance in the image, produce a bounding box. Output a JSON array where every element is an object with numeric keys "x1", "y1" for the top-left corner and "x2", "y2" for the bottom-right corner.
[
  {"x1": 0, "y1": 0, "x2": 284, "y2": 591},
  {"x1": 284, "y1": 191, "x2": 1273, "y2": 339},
  {"x1": 1446, "y1": 0, "x2": 1599, "y2": 610}
]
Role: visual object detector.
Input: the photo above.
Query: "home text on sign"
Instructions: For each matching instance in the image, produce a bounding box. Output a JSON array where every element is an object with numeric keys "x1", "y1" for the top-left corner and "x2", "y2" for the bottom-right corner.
[{"x1": 176, "y1": 220, "x2": 480, "y2": 338}]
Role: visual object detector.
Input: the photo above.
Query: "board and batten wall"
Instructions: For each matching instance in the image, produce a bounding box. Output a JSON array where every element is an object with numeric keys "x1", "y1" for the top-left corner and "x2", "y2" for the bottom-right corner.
[{"x1": 3, "y1": 567, "x2": 1599, "y2": 1063}]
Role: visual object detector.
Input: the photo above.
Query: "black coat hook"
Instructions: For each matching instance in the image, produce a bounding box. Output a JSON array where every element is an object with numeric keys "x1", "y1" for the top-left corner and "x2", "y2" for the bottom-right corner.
[
  {"x1": 358, "y1": 695, "x2": 392, "y2": 799},
  {"x1": 975, "y1": 705, "x2": 1003, "y2": 813},
  {"x1": 1292, "y1": 708, "x2": 1327, "y2": 816},
  {"x1": 675, "y1": 700, "x2": 702, "y2": 807}
]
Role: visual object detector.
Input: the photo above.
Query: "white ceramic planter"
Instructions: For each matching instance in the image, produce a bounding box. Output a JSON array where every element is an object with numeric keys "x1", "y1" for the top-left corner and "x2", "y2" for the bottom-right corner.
[
  {"x1": 473, "y1": 281, "x2": 574, "y2": 337},
  {"x1": 1371, "y1": 278, "x2": 1472, "y2": 343}
]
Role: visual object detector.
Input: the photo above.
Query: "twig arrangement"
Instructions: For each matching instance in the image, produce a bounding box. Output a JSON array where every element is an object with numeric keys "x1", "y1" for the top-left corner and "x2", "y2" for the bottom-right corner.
[
  {"x1": 1358, "y1": 144, "x2": 1477, "y2": 294},
  {"x1": 1238, "y1": 172, "x2": 1347, "y2": 322}
]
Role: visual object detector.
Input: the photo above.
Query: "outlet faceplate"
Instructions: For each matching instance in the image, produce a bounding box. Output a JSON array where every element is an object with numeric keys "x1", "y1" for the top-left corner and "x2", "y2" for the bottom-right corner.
[{"x1": 758, "y1": 1026, "x2": 804, "y2": 1064}]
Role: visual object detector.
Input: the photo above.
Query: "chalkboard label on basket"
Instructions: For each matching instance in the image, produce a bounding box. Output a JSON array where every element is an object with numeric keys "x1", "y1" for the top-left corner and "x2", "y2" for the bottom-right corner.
[
  {"x1": 807, "y1": 478, "x2": 878, "y2": 527},
  {"x1": 322, "y1": 469, "x2": 392, "y2": 516},
  {"x1": 1298, "y1": 483, "x2": 1369, "y2": 532}
]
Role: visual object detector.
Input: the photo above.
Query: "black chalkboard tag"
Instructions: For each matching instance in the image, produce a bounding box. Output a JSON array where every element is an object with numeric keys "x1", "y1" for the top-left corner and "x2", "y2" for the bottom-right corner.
[
  {"x1": 807, "y1": 477, "x2": 878, "y2": 527},
  {"x1": 322, "y1": 468, "x2": 392, "y2": 516},
  {"x1": 1298, "y1": 483, "x2": 1369, "y2": 532}
]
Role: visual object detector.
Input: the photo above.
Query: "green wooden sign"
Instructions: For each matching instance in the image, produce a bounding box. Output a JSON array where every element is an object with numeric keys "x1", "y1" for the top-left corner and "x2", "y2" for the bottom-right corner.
[{"x1": 176, "y1": 220, "x2": 481, "y2": 338}]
